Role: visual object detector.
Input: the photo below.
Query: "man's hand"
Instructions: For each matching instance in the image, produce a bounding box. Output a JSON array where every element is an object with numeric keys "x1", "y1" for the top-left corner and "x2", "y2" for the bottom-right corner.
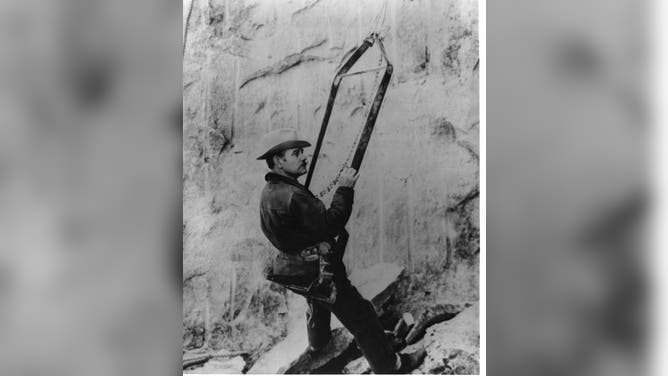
[{"x1": 338, "y1": 167, "x2": 359, "y2": 188}]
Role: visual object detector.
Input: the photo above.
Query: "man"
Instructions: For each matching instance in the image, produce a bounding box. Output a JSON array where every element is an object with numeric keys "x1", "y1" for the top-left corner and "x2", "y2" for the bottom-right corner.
[{"x1": 257, "y1": 128, "x2": 426, "y2": 374}]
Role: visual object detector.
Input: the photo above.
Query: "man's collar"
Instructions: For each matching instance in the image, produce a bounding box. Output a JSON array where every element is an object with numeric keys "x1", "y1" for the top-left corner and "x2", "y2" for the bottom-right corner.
[{"x1": 265, "y1": 172, "x2": 308, "y2": 190}]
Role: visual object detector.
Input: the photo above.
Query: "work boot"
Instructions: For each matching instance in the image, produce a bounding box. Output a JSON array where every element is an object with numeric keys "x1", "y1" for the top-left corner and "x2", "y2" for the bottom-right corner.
[
  {"x1": 306, "y1": 344, "x2": 325, "y2": 355},
  {"x1": 292, "y1": 344, "x2": 325, "y2": 366},
  {"x1": 396, "y1": 348, "x2": 427, "y2": 373}
]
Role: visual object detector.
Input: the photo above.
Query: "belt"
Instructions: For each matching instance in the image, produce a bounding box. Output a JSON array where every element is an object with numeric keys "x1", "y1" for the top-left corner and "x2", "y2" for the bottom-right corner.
[{"x1": 278, "y1": 243, "x2": 329, "y2": 262}]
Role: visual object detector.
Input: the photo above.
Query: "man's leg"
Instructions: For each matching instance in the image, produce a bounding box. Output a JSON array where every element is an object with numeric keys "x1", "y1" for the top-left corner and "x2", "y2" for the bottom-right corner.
[
  {"x1": 330, "y1": 266, "x2": 398, "y2": 374},
  {"x1": 306, "y1": 298, "x2": 332, "y2": 351}
]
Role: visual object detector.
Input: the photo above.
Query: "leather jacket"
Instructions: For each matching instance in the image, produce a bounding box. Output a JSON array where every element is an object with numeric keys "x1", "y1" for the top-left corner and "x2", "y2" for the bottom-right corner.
[{"x1": 259, "y1": 172, "x2": 354, "y2": 254}]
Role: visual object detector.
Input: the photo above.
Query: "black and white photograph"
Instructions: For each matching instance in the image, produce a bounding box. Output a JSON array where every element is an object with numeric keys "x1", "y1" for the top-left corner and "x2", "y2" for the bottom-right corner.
[
  {"x1": 183, "y1": 0, "x2": 480, "y2": 373},
  {"x1": 5, "y1": 0, "x2": 668, "y2": 375}
]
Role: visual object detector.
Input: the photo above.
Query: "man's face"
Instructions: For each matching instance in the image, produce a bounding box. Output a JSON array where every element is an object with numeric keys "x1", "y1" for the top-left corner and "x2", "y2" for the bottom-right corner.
[{"x1": 276, "y1": 147, "x2": 308, "y2": 178}]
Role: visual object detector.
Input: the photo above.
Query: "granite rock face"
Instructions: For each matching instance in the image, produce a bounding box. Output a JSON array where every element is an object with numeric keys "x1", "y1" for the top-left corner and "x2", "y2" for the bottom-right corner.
[
  {"x1": 186, "y1": 356, "x2": 246, "y2": 374},
  {"x1": 406, "y1": 303, "x2": 479, "y2": 374},
  {"x1": 342, "y1": 356, "x2": 371, "y2": 375},
  {"x1": 341, "y1": 304, "x2": 479, "y2": 374},
  {"x1": 183, "y1": 0, "x2": 479, "y2": 362}
]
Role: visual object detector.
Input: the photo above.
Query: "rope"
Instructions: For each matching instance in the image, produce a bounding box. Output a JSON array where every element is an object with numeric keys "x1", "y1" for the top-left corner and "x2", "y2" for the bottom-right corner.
[{"x1": 371, "y1": 0, "x2": 389, "y2": 36}]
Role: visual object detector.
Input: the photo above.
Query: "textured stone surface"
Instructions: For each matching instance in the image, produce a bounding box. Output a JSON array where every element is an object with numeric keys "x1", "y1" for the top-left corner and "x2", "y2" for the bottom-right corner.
[
  {"x1": 405, "y1": 303, "x2": 463, "y2": 345},
  {"x1": 343, "y1": 305, "x2": 478, "y2": 374},
  {"x1": 183, "y1": 0, "x2": 479, "y2": 362},
  {"x1": 405, "y1": 303, "x2": 479, "y2": 374},
  {"x1": 342, "y1": 356, "x2": 371, "y2": 374},
  {"x1": 186, "y1": 356, "x2": 245, "y2": 374}
]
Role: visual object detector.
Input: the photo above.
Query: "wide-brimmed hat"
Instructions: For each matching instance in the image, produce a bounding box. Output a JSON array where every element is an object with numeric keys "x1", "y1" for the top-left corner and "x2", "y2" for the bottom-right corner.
[{"x1": 256, "y1": 128, "x2": 311, "y2": 160}]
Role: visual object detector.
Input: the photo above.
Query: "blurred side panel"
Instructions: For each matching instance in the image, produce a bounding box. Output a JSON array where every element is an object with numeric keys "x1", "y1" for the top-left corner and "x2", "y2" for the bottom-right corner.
[
  {"x1": 487, "y1": 0, "x2": 649, "y2": 375},
  {"x1": 0, "y1": 0, "x2": 182, "y2": 375}
]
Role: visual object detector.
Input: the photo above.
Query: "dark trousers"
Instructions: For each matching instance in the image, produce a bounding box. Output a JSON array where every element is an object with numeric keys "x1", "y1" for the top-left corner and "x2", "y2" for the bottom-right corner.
[{"x1": 306, "y1": 259, "x2": 397, "y2": 374}]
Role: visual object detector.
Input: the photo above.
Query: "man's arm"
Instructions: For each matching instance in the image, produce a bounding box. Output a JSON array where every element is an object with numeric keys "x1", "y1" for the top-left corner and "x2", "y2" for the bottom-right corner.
[{"x1": 290, "y1": 167, "x2": 359, "y2": 238}]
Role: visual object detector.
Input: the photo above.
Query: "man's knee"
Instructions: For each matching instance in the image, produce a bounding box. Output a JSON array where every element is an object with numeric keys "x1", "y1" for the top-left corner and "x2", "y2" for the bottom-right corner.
[
  {"x1": 333, "y1": 293, "x2": 378, "y2": 326},
  {"x1": 333, "y1": 283, "x2": 367, "y2": 306}
]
